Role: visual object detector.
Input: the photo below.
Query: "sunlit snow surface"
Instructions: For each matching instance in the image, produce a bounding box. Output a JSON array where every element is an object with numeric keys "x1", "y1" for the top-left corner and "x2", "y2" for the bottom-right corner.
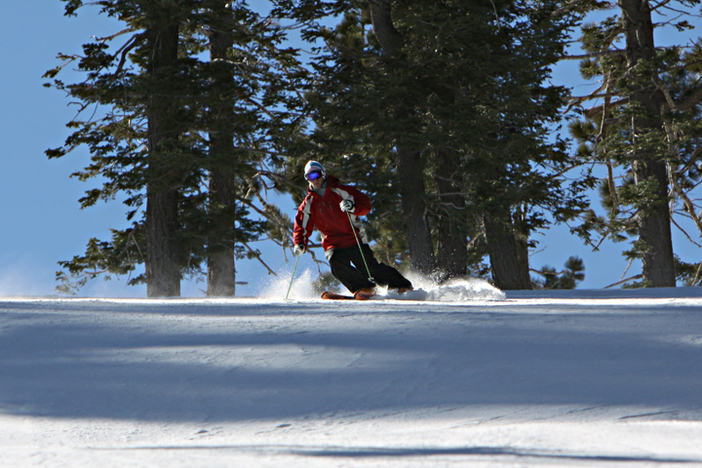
[{"x1": 2, "y1": 284, "x2": 702, "y2": 467}]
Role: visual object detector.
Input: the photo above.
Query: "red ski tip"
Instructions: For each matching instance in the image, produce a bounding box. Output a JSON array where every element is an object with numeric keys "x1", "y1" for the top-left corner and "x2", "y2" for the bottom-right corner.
[{"x1": 321, "y1": 291, "x2": 355, "y2": 300}]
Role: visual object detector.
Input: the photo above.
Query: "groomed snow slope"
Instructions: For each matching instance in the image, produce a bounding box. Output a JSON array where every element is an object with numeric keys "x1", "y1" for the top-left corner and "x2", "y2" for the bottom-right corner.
[{"x1": 2, "y1": 283, "x2": 702, "y2": 467}]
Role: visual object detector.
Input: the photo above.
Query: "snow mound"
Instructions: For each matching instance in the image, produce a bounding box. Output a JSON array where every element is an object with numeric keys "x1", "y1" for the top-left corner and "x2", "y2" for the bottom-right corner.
[
  {"x1": 426, "y1": 277, "x2": 506, "y2": 301},
  {"x1": 258, "y1": 268, "x2": 505, "y2": 302},
  {"x1": 385, "y1": 277, "x2": 506, "y2": 302}
]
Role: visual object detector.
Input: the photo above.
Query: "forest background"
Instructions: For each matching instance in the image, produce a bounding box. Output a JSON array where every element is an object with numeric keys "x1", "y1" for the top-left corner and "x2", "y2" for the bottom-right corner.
[{"x1": 1, "y1": 0, "x2": 701, "y2": 297}]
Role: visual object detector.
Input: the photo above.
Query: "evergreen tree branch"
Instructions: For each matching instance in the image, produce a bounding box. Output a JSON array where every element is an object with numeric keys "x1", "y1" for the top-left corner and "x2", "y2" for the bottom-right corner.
[{"x1": 671, "y1": 83, "x2": 702, "y2": 112}]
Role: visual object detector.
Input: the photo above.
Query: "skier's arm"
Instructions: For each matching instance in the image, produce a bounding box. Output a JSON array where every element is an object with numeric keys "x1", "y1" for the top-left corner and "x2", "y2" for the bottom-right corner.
[
  {"x1": 293, "y1": 199, "x2": 315, "y2": 248},
  {"x1": 348, "y1": 186, "x2": 371, "y2": 217}
]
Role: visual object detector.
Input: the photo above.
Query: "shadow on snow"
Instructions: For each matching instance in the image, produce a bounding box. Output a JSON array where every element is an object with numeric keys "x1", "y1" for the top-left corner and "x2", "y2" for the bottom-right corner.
[{"x1": 1, "y1": 299, "x2": 702, "y2": 423}]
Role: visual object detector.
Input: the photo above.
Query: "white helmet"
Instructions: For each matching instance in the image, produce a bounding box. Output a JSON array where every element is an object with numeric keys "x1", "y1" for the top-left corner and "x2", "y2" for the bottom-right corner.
[{"x1": 304, "y1": 160, "x2": 326, "y2": 180}]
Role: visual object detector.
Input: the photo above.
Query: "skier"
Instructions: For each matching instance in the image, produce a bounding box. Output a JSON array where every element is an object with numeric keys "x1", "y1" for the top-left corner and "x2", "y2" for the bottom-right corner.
[{"x1": 293, "y1": 160, "x2": 413, "y2": 300}]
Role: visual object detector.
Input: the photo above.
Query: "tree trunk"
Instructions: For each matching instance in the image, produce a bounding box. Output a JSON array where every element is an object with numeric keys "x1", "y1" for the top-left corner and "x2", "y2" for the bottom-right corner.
[
  {"x1": 483, "y1": 210, "x2": 532, "y2": 290},
  {"x1": 397, "y1": 148, "x2": 435, "y2": 274},
  {"x1": 207, "y1": 172, "x2": 238, "y2": 296},
  {"x1": 634, "y1": 159, "x2": 676, "y2": 286},
  {"x1": 512, "y1": 207, "x2": 534, "y2": 288},
  {"x1": 146, "y1": 187, "x2": 180, "y2": 297},
  {"x1": 369, "y1": 0, "x2": 435, "y2": 275},
  {"x1": 433, "y1": 148, "x2": 467, "y2": 281},
  {"x1": 619, "y1": 0, "x2": 675, "y2": 287},
  {"x1": 206, "y1": 15, "x2": 238, "y2": 297},
  {"x1": 145, "y1": 20, "x2": 181, "y2": 297}
]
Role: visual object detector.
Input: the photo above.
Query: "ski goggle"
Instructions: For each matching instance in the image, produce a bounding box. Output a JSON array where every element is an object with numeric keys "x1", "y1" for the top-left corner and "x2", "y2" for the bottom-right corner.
[{"x1": 306, "y1": 171, "x2": 323, "y2": 181}]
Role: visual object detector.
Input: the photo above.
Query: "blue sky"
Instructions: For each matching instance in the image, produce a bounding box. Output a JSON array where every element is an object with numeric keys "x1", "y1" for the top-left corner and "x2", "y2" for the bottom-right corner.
[{"x1": 0, "y1": 2, "x2": 699, "y2": 297}]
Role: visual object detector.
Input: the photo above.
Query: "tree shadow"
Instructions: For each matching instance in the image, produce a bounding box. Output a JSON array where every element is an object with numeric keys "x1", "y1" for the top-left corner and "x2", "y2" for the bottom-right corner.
[
  {"x1": 2, "y1": 299, "x2": 702, "y2": 422},
  {"x1": 299, "y1": 445, "x2": 699, "y2": 463},
  {"x1": 114, "y1": 444, "x2": 702, "y2": 464}
]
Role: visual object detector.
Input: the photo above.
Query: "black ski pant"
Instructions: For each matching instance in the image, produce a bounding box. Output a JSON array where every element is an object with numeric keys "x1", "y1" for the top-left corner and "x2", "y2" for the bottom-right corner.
[{"x1": 330, "y1": 244, "x2": 412, "y2": 293}]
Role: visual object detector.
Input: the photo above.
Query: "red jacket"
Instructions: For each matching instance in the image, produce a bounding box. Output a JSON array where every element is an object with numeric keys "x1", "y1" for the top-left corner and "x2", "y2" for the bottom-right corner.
[{"x1": 293, "y1": 175, "x2": 372, "y2": 252}]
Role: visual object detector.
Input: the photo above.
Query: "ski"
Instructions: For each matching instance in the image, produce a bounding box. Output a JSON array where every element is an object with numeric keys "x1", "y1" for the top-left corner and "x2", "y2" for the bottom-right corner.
[
  {"x1": 321, "y1": 290, "x2": 424, "y2": 301},
  {"x1": 321, "y1": 291, "x2": 356, "y2": 300}
]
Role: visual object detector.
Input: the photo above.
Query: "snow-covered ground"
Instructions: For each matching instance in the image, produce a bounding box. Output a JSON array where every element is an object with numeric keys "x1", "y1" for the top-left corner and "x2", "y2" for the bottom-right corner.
[{"x1": 2, "y1": 278, "x2": 702, "y2": 467}]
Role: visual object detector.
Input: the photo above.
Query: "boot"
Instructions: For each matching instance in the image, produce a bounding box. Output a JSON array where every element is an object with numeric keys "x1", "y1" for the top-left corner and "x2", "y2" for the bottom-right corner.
[{"x1": 353, "y1": 287, "x2": 377, "y2": 300}]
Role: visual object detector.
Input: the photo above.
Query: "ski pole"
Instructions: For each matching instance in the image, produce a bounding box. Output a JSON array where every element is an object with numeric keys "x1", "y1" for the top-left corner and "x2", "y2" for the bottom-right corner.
[
  {"x1": 346, "y1": 211, "x2": 374, "y2": 283},
  {"x1": 285, "y1": 253, "x2": 301, "y2": 300}
]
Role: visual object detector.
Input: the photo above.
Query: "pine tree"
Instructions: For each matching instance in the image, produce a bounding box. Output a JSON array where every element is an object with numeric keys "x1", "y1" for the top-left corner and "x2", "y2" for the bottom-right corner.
[
  {"x1": 571, "y1": 0, "x2": 702, "y2": 287},
  {"x1": 46, "y1": 0, "x2": 303, "y2": 296},
  {"x1": 45, "y1": 0, "x2": 196, "y2": 297},
  {"x1": 533, "y1": 256, "x2": 585, "y2": 289},
  {"x1": 274, "y1": 0, "x2": 591, "y2": 289}
]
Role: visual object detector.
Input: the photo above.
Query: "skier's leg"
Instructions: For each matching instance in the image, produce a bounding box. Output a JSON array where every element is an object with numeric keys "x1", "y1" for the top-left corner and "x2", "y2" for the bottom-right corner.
[
  {"x1": 330, "y1": 247, "x2": 375, "y2": 293},
  {"x1": 358, "y1": 244, "x2": 413, "y2": 290}
]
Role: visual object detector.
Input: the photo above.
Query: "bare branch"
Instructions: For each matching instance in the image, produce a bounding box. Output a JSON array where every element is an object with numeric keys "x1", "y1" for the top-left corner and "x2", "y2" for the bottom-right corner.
[
  {"x1": 668, "y1": 161, "x2": 702, "y2": 242},
  {"x1": 95, "y1": 26, "x2": 137, "y2": 43},
  {"x1": 694, "y1": 261, "x2": 702, "y2": 286},
  {"x1": 559, "y1": 50, "x2": 624, "y2": 61},
  {"x1": 670, "y1": 216, "x2": 702, "y2": 248},
  {"x1": 582, "y1": 97, "x2": 630, "y2": 120},
  {"x1": 113, "y1": 32, "x2": 145, "y2": 76},
  {"x1": 604, "y1": 274, "x2": 642, "y2": 288},
  {"x1": 242, "y1": 241, "x2": 277, "y2": 276}
]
